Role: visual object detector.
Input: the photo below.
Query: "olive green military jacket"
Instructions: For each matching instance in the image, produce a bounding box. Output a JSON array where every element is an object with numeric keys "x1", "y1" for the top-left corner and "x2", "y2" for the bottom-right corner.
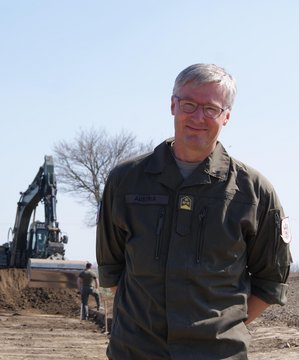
[
  {"x1": 78, "y1": 269, "x2": 97, "y2": 288},
  {"x1": 97, "y1": 140, "x2": 291, "y2": 360}
]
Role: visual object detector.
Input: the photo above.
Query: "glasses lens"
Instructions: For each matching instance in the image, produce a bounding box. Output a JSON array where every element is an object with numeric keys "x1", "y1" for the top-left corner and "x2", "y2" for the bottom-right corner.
[
  {"x1": 180, "y1": 100, "x2": 198, "y2": 113},
  {"x1": 203, "y1": 105, "x2": 222, "y2": 118}
]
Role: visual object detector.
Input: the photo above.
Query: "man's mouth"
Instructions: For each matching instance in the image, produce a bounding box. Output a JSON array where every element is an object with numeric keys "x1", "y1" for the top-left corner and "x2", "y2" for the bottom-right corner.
[{"x1": 186, "y1": 125, "x2": 207, "y2": 132}]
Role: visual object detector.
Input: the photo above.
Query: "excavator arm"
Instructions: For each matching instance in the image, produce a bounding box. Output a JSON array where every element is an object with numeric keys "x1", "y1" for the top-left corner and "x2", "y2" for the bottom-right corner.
[
  {"x1": 9, "y1": 156, "x2": 60, "y2": 267},
  {"x1": 1, "y1": 156, "x2": 85, "y2": 287}
]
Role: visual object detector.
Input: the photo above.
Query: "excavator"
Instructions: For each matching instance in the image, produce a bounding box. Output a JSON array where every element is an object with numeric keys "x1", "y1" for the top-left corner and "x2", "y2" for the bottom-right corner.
[{"x1": 0, "y1": 155, "x2": 85, "y2": 288}]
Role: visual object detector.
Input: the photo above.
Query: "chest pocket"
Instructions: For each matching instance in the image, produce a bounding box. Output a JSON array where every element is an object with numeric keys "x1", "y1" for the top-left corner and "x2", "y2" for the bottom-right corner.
[
  {"x1": 192, "y1": 195, "x2": 252, "y2": 271},
  {"x1": 124, "y1": 194, "x2": 169, "y2": 275}
]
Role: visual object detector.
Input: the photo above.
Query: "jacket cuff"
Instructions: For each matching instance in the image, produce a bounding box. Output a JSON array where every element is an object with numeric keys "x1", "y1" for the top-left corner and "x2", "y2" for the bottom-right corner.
[
  {"x1": 98, "y1": 264, "x2": 124, "y2": 288},
  {"x1": 251, "y1": 277, "x2": 288, "y2": 305}
]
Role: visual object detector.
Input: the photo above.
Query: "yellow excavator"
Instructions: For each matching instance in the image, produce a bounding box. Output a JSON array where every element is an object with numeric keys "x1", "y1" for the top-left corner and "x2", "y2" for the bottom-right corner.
[{"x1": 0, "y1": 156, "x2": 85, "y2": 288}]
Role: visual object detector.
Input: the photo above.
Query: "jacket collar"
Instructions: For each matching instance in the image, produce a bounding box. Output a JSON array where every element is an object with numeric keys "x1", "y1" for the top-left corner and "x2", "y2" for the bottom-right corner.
[
  {"x1": 205, "y1": 141, "x2": 230, "y2": 181},
  {"x1": 145, "y1": 139, "x2": 230, "y2": 189},
  {"x1": 145, "y1": 138, "x2": 183, "y2": 189}
]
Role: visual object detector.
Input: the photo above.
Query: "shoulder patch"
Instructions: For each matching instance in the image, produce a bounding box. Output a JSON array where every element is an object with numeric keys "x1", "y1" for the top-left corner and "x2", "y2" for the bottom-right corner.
[{"x1": 281, "y1": 217, "x2": 291, "y2": 244}]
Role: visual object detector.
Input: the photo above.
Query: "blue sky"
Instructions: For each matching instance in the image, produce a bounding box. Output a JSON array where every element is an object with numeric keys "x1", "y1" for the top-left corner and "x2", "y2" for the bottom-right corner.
[{"x1": 0, "y1": 0, "x2": 298, "y2": 264}]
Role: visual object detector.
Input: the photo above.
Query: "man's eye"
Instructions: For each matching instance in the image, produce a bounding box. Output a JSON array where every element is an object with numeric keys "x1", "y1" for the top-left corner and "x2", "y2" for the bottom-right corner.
[
  {"x1": 205, "y1": 106, "x2": 219, "y2": 115},
  {"x1": 205, "y1": 106, "x2": 217, "y2": 111},
  {"x1": 181, "y1": 101, "x2": 197, "y2": 111}
]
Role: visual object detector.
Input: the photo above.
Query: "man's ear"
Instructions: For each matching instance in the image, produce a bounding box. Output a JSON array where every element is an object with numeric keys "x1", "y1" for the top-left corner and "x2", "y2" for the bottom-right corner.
[
  {"x1": 171, "y1": 96, "x2": 175, "y2": 115},
  {"x1": 223, "y1": 111, "x2": 230, "y2": 126}
]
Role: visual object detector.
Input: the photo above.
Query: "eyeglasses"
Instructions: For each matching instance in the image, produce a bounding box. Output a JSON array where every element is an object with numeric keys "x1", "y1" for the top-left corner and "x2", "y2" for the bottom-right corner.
[{"x1": 173, "y1": 95, "x2": 227, "y2": 119}]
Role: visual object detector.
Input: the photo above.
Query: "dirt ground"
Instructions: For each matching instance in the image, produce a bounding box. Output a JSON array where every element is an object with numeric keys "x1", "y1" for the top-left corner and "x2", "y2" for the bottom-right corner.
[{"x1": 0, "y1": 268, "x2": 298, "y2": 359}]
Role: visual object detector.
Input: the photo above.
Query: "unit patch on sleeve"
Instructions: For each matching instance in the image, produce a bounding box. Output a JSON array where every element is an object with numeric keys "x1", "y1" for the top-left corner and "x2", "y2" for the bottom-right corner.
[{"x1": 281, "y1": 217, "x2": 291, "y2": 244}]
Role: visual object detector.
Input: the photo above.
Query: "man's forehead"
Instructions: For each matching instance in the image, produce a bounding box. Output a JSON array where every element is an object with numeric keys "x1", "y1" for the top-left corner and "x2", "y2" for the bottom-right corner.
[
  {"x1": 177, "y1": 81, "x2": 227, "y2": 100},
  {"x1": 185, "y1": 80, "x2": 224, "y2": 90}
]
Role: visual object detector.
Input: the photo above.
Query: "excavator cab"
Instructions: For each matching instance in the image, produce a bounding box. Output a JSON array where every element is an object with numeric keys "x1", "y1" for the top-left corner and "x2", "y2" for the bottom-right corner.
[
  {"x1": 28, "y1": 222, "x2": 48, "y2": 257},
  {"x1": 27, "y1": 221, "x2": 66, "y2": 259}
]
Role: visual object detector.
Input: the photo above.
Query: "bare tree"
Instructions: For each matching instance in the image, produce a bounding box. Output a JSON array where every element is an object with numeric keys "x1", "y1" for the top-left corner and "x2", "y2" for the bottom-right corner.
[{"x1": 53, "y1": 128, "x2": 153, "y2": 225}]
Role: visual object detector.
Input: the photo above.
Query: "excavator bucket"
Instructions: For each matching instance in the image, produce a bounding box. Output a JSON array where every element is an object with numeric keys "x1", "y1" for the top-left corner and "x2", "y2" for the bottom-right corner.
[{"x1": 27, "y1": 259, "x2": 86, "y2": 288}]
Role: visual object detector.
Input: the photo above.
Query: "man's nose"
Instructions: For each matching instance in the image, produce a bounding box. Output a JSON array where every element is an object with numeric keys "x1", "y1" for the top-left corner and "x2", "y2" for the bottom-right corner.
[{"x1": 191, "y1": 106, "x2": 205, "y2": 120}]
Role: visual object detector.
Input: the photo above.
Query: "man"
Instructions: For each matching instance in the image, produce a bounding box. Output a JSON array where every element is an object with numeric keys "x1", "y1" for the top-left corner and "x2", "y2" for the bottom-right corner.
[
  {"x1": 77, "y1": 262, "x2": 100, "y2": 320},
  {"x1": 96, "y1": 64, "x2": 292, "y2": 359}
]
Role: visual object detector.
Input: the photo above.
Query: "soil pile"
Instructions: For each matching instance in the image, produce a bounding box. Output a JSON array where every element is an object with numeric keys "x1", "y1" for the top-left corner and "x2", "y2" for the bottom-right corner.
[
  {"x1": 1, "y1": 269, "x2": 298, "y2": 327},
  {"x1": 0, "y1": 268, "x2": 81, "y2": 317}
]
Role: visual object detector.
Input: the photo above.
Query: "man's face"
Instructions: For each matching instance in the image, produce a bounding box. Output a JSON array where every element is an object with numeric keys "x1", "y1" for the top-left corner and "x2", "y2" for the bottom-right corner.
[{"x1": 171, "y1": 81, "x2": 231, "y2": 161}]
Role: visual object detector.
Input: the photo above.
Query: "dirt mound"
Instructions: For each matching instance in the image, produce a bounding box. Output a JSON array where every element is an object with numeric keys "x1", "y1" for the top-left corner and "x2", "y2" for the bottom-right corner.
[
  {"x1": 1, "y1": 269, "x2": 299, "y2": 325},
  {"x1": 0, "y1": 268, "x2": 81, "y2": 317}
]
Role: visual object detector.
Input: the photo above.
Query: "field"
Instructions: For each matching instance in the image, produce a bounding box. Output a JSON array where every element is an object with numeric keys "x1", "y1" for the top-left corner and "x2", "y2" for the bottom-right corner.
[{"x1": 0, "y1": 268, "x2": 298, "y2": 359}]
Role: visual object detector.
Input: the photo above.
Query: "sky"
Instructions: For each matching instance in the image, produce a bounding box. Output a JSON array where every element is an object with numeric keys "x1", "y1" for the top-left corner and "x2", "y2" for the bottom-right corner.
[{"x1": 0, "y1": 0, "x2": 298, "y2": 265}]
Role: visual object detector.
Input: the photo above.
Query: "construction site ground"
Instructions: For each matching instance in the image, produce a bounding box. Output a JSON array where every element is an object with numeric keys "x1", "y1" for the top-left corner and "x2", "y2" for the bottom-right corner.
[{"x1": 0, "y1": 268, "x2": 298, "y2": 359}]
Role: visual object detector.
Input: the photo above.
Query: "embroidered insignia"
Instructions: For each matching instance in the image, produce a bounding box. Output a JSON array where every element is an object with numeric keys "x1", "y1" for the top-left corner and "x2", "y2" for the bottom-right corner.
[
  {"x1": 179, "y1": 195, "x2": 193, "y2": 211},
  {"x1": 281, "y1": 217, "x2": 291, "y2": 243}
]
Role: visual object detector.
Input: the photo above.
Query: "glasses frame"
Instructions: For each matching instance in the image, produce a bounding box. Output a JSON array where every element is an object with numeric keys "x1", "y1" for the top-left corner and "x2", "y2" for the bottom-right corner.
[{"x1": 173, "y1": 95, "x2": 227, "y2": 119}]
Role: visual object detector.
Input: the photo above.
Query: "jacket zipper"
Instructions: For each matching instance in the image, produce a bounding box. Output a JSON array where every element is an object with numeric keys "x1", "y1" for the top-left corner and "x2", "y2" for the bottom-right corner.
[
  {"x1": 155, "y1": 207, "x2": 165, "y2": 260},
  {"x1": 196, "y1": 207, "x2": 208, "y2": 264},
  {"x1": 273, "y1": 212, "x2": 281, "y2": 264}
]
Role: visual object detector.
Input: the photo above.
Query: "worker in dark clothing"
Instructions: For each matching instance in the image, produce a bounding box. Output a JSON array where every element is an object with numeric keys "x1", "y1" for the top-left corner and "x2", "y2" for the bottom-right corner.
[
  {"x1": 77, "y1": 262, "x2": 100, "y2": 320},
  {"x1": 96, "y1": 63, "x2": 292, "y2": 359}
]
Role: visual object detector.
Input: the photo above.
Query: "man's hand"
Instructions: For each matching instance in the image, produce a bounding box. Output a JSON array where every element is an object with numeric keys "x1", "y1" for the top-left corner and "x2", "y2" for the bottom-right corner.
[
  {"x1": 95, "y1": 278, "x2": 100, "y2": 289},
  {"x1": 245, "y1": 295, "x2": 270, "y2": 325},
  {"x1": 110, "y1": 286, "x2": 117, "y2": 295}
]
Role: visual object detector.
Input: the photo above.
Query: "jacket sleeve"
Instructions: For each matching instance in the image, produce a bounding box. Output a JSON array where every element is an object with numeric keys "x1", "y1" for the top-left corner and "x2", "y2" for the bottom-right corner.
[
  {"x1": 246, "y1": 186, "x2": 292, "y2": 306},
  {"x1": 96, "y1": 171, "x2": 126, "y2": 288}
]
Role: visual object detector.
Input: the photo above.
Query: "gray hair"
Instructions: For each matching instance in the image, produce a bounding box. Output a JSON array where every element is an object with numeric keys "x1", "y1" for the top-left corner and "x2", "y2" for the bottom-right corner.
[{"x1": 173, "y1": 63, "x2": 237, "y2": 109}]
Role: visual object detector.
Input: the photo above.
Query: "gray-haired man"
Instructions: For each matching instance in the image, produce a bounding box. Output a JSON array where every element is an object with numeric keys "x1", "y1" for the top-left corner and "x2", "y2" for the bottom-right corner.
[{"x1": 97, "y1": 63, "x2": 292, "y2": 359}]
